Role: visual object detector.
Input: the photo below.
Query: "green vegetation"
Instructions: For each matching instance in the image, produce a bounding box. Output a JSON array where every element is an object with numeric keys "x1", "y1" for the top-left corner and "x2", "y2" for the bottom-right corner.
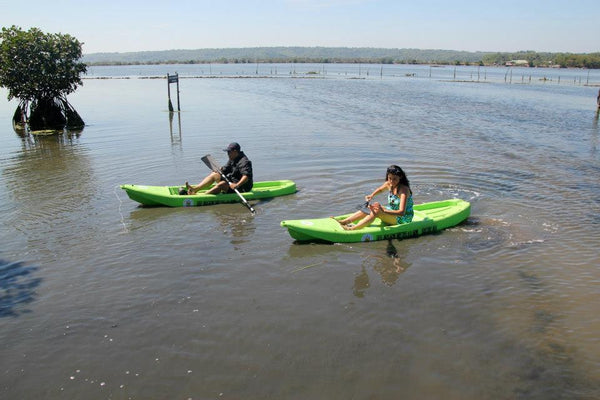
[
  {"x1": 83, "y1": 47, "x2": 600, "y2": 69},
  {"x1": 82, "y1": 47, "x2": 489, "y2": 66},
  {"x1": 0, "y1": 25, "x2": 87, "y2": 131},
  {"x1": 482, "y1": 51, "x2": 600, "y2": 68}
]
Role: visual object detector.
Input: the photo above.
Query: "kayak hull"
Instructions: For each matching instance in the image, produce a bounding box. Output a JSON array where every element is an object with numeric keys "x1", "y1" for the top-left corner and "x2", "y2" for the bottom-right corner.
[
  {"x1": 280, "y1": 199, "x2": 470, "y2": 243},
  {"x1": 120, "y1": 180, "x2": 296, "y2": 207}
]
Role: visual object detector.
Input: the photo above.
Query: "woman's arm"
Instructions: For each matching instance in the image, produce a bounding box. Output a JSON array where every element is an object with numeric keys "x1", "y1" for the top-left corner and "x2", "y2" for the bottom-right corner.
[{"x1": 365, "y1": 182, "x2": 389, "y2": 201}]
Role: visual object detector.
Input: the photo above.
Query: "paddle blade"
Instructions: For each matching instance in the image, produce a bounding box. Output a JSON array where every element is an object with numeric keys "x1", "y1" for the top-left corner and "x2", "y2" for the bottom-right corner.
[
  {"x1": 357, "y1": 201, "x2": 370, "y2": 214},
  {"x1": 201, "y1": 154, "x2": 220, "y2": 172}
]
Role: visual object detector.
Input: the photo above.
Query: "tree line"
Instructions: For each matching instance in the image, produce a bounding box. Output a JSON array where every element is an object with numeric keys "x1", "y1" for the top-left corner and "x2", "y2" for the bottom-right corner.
[
  {"x1": 83, "y1": 48, "x2": 600, "y2": 69},
  {"x1": 82, "y1": 47, "x2": 488, "y2": 66},
  {"x1": 482, "y1": 51, "x2": 600, "y2": 68}
]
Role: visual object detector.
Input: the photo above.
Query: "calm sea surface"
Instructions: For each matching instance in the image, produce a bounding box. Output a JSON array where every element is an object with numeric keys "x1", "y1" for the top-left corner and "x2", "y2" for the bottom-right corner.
[{"x1": 1, "y1": 64, "x2": 599, "y2": 399}]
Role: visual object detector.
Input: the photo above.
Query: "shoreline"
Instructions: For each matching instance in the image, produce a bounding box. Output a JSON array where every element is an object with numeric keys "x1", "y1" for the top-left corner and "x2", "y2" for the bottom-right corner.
[{"x1": 85, "y1": 61, "x2": 600, "y2": 70}]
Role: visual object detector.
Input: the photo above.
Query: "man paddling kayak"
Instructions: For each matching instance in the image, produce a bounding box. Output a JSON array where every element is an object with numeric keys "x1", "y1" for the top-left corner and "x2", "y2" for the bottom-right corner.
[{"x1": 185, "y1": 142, "x2": 253, "y2": 195}]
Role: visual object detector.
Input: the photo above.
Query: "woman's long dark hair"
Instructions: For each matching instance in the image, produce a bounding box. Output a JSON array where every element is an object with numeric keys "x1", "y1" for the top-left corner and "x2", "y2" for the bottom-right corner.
[{"x1": 386, "y1": 165, "x2": 412, "y2": 194}]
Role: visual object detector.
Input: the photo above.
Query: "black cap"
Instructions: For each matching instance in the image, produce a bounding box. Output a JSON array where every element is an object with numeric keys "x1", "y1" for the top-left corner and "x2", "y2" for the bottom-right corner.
[{"x1": 223, "y1": 142, "x2": 241, "y2": 152}]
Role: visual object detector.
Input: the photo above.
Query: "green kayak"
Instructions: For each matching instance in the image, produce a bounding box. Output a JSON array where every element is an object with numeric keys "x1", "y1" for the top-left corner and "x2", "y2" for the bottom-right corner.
[
  {"x1": 121, "y1": 180, "x2": 296, "y2": 207},
  {"x1": 280, "y1": 199, "x2": 470, "y2": 243}
]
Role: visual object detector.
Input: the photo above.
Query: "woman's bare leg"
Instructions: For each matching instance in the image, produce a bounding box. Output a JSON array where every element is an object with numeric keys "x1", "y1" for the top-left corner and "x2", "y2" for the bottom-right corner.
[
  {"x1": 346, "y1": 210, "x2": 399, "y2": 230},
  {"x1": 335, "y1": 210, "x2": 367, "y2": 226},
  {"x1": 345, "y1": 212, "x2": 377, "y2": 230}
]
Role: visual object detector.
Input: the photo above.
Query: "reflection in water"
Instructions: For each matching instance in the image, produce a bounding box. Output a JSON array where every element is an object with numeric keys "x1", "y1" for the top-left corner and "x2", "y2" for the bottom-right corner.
[
  {"x1": 593, "y1": 111, "x2": 599, "y2": 157},
  {"x1": 373, "y1": 239, "x2": 412, "y2": 285},
  {"x1": 13, "y1": 124, "x2": 84, "y2": 141},
  {"x1": 285, "y1": 241, "x2": 334, "y2": 256},
  {"x1": 353, "y1": 240, "x2": 412, "y2": 297},
  {"x1": 126, "y1": 204, "x2": 256, "y2": 248},
  {"x1": 3, "y1": 134, "x2": 94, "y2": 206},
  {"x1": 353, "y1": 266, "x2": 369, "y2": 298},
  {"x1": 211, "y1": 207, "x2": 256, "y2": 248},
  {"x1": 168, "y1": 111, "x2": 182, "y2": 145},
  {"x1": 1, "y1": 134, "x2": 96, "y2": 254},
  {"x1": 0, "y1": 260, "x2": 41, "y2": 317}
]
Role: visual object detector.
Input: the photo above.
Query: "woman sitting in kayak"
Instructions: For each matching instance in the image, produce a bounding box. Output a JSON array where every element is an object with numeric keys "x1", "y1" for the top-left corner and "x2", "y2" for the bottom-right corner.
[{"x1": 335, "y1": 165, "x2": 414, "y2": 230}]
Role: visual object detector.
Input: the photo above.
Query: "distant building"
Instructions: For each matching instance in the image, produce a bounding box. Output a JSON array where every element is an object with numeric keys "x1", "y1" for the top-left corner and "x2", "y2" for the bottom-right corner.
[{"x1": 505, "y1": 59, "x2": 530, "y2": 67}]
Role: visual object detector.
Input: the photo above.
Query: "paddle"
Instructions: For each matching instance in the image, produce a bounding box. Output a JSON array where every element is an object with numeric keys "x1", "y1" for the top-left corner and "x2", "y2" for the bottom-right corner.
[
  {"x1": 357, "y1": 201, "x2": 371, "y2": 214},
  {"x1": 201, "y1": 154, "x2": 256, "y2": 215}
]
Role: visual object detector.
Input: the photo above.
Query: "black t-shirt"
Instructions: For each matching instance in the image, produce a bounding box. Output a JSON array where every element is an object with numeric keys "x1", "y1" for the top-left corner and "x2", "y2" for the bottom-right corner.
[{"x1": 221, "y1": 152, "x2": 253, "y2": 191}]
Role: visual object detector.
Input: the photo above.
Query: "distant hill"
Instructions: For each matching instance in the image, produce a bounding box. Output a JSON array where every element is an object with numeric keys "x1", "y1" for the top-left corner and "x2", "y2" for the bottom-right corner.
[{"x1": 82, "y1": 47, "x2": 492, "y2": 65}]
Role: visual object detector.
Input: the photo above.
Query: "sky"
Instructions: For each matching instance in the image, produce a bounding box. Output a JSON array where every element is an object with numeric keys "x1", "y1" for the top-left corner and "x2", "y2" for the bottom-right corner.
[{"x1": 3, "y1": 0, "x2": 599, "y2": 54}]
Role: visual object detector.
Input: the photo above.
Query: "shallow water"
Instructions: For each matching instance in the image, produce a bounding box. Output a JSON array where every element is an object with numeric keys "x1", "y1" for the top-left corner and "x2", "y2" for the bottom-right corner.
[{"x1": 1, "y1": 64, "x2": 599, "y2": 399}]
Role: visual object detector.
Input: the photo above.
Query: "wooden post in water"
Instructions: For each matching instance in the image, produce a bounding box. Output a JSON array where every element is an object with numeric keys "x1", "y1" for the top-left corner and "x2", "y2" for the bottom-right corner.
[
  {"x1": 167, "y1": 73, "x2": 180, "y2": 112},
  {"x1": 587, "y1": 70, "x2": 590, "y2": 85},
  {"x1": 176, "y1": 74, "x2": 181, "y2": 112},
  {"x1": 167, "y1": 73, "x2": 174, "y2": 112}
]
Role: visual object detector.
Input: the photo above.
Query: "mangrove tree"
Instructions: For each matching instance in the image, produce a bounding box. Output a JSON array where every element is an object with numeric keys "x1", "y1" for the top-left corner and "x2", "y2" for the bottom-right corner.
[{"x1": 0, "y1": 25, "x2": 87, "y2": 132}]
